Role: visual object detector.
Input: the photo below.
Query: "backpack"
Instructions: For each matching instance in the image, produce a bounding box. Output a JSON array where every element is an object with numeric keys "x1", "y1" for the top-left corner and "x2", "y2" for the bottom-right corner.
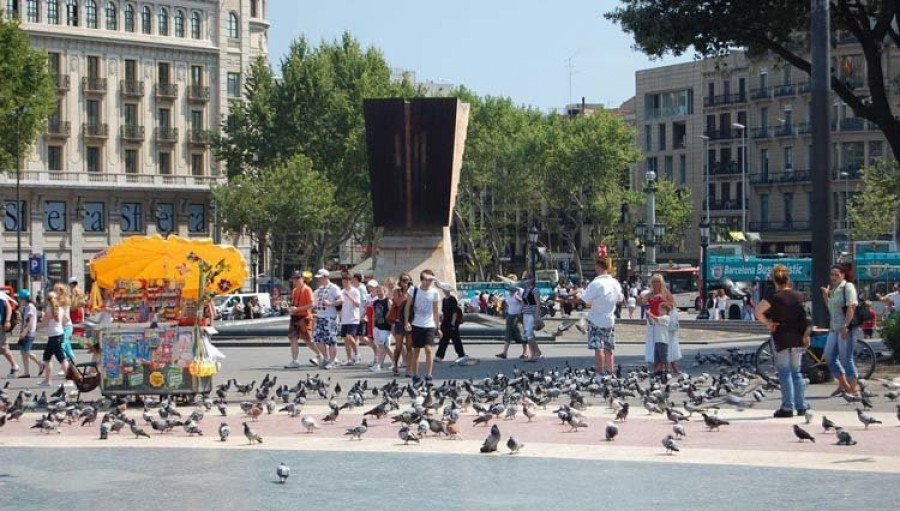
[
  {"x1": 0, "y1": 299, "x2": 16, "y2": 333},
  {"x1": 841, "y1": 284, "x2": 866, "y2": 329}
]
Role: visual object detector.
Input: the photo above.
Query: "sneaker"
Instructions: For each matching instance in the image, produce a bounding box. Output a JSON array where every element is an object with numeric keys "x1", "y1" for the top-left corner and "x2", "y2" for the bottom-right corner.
[
  {"x1": 795, "y1": 408, "x2": 808, "y2": 416},
  {"x1": 7, "y1": 367, "x2": 19, "y2": 378},
  {"x1": 36, "y1": 381, "x2": 50, "y2": 387},
  {"x1": 323, "y1": 361, "x2": 335, "y2": 370},
  {"x1": 341, "y1": 359, "x2": 354, "y2": 367},
  {"x1": 411, "y1": 376, "x2": 422, "y2": 385},
  {"x1": 495, "y1": 353, "x2": 507, "y2": 359},
  {"x1": 434, "y1": 357, "x2": 444, "y2": 364},
  {"x1": 424, "y1": 375, "x2": 433, "y2": 383},
  {"x1": 308, "y1": 358, "x2": 321, "y2": 367},
  {"x1": 284, "y1": 360, "x2": 301, "y2": 369},
  {"x1": 57, "y1": 370, "x2": 65, "y2": 377},
  {"x1": 454, "y1": 356, "x2": 469, "y2": 365},
  {"x1": 773, "y1": 409, "x2": 794, "y2": 418},
  {"x1": 383, "y1": 362, "x2": 394, "y2": 371},
  {"x1": 369, "y1": 364, "x2": 381, "y2": 373}
]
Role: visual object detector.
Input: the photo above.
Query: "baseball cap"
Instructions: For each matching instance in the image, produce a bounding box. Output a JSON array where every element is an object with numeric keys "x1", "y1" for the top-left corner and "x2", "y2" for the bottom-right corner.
[
  {"x1": 68, "y1": 277, "x2": 78, "y2": 284},
  {"x1": 16, "y1": 289, "x2": 30, "y2": 300},
  {"x1": 315, "y1": 269, "x2": 330, "y2": 279},
  {"x1": 366, "y1": 280, "x2": 379, "y2": 288},
  {"x1": 438, "y1": 282, "x2": 454, "y2": 292},
  {"x1": 291, "y1": 270, "x2": 303, "y2": 279}
]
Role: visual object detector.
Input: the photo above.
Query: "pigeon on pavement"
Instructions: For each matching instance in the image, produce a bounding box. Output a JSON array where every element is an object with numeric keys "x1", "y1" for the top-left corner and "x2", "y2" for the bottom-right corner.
[
  {"x1": 345, "y1": 419, "x2": 368, "y2": 440},
  {"x1": 480, "y1": 424, "x2": 501, "y2": 453},
  {"x1": 243, "y1": 422, "x2": 263, "y2": 445},
  {"x1": 130, "y1": 421, "x2": 151, "y2": 439},
  {"x1": 662, "y1": 434, "x2": 680, "y2": 455},
  {"x1": 822, "y1": 415, "x2": 836, "y2": 432},
  {"x1": 276, "y1": 462, "x2": 290, "y2": 484},
  {"x1": 701, "y1": 413, "x2": 729, "y2": 431},
  {"x1": 219, "y1": 423, "x2": 231, "y2": 442},
  {"x1": 398, "y1": 426, "x2": 420, "y2": 445},
  {"x1": 804, "y1": 410, "x2": 813, "y2": 425},
  {"x1": 793, "y1": 424, "x2": 815, "y2": 443},
  {"x1": 506, "y1": 436, "x2": 524, "y2": 454},
  {"x1": 301, "y1": 416, "x2": 320, "y2": 433},
  {"x1": 673, "y1": 423, "x2": 687, "y2": 439},
  {"x1": 835, "y1": 427, "x2": 857, "y2": 446},
  {"x1": 856, "y1": 408, "x2": 882, "y2": 429},
  {"x1": 615, "y1": 403, "x2": 629, "y2": 422},
  {"x1": 605, "y1": 422, "x2": 619, "y2": 441}
]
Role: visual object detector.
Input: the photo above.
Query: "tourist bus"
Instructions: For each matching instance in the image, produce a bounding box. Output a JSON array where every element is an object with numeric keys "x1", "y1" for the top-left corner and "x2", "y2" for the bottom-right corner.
[{"x1": 653, "y1": 266, "x2": 702, "y2": 311}]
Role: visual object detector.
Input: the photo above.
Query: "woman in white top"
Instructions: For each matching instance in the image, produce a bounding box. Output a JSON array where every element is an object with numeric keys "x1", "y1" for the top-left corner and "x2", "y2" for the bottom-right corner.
[
  {"x1": 39, "y1": 289, "x2": 72, "y2": 386},
  {"x1": 715, "y1": 289, "x2": 728, "y2": 320}
]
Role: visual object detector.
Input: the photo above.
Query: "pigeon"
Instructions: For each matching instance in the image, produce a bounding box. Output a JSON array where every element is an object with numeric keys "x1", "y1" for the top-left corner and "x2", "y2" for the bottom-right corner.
[
  {"x1": 662, "y1": 434, "x2": 680, "y2": 454},
  {"x1": 701, "y1": 413, "x2": 729, "y2": 431},
  {"x1": 480, "y1": 424, "x2": 501, "y2": 453},
  {"x1": 522, "y1": 405, "x2": 536, "y2": 422},
  {"x1": 345, "y1": 419, "x2": 368, "y2": 440},
  {"x1": 99, "y1": 421, "x2": 110, "y2": 440},
  {"x1": 835, "y1": 427, "x2": 857, "y2": 446},
  {"x1": 793, "y1": 424, "x2": 815, "y2": 443},
  {"x1": 276, "y1": 462, "x2": 290, "y2": 484},
  {"x1": 301, "y1": 416, "x2": 320, "y2": 433},
  {"x1": 565, "y1": 415, "x2": 588, "y2": 432},
  {"x1": 130, "y1": 422, "x2": 151, "y2": 439},
  {"x1": 216, "y1": 401, "x2": 228, "y2": 416},
  {"x1": 822, "y1": 415, "x2": 836, "y2": 432},
  {"x1": 666, "y1": 407, "x2": 689, "y2": 423},
  {"x1": 615, "y1": 403, "x2": 629, "y2": 422},
  {"x1": 243, "y1": 422, "x2": 263, "y2": 445},
  {"x1": 896, "y1": 404, "x2": 900, "y2": 423},
  {"x1": 219, "y1": 423, "x2": 231, "y2": 442},
  {"x1": 506, "y1": 436, "x2": 524, "y2": 454},
  {"x1": 804, "y1": 409, "x2": 813, "y2": 425},
  {"x1": 673, "y1": 423, "x2": 687, "y2": 439},
  {"x1": 856, "y1": 408, "x2": 881, "y2": 429},
  {"x1": 472, "y1": 413, "x2": 492, "y2": 426},
  {"x1": 183, "y1": 420, "x2": 203, "y2": 436},
  {"x1": 605, "y1": 422, "x2": 619, "y2": 441},
  {"x1": 398, "y1": 426, "x2": 420, "y2": 445}
]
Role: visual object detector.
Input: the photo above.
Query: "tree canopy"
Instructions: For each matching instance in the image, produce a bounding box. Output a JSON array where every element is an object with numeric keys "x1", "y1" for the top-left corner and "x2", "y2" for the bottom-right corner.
[
  {"x1": 606, "y1": 0, "x2": 900, "y2": 158},
  {"x1": 848, "y1": 161, "x2": 900, "y2": 240}
]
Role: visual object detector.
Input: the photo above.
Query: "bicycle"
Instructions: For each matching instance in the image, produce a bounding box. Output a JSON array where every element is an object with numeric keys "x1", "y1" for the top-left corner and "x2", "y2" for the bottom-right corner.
[{"x1": 754, "y1": 333, "x2": 876, "y2": 383}]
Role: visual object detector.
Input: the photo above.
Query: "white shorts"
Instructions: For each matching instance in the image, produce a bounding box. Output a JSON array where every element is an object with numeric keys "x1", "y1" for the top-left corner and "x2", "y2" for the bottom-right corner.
[{"x1": 374, "y1": 328, "x2": 392, "y2": 347}]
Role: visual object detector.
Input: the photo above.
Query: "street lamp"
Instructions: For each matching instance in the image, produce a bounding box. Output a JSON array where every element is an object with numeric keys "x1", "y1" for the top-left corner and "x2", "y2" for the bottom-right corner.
[
  {"x1": 528, "y1": 226, "x2": 539, "y2": 278},
  {"x1": 634, "y1": 170, "x2": 666, "y2": 274},
  {"x1": 732, "y1": 122, "x2": 748, "y2": 234},
  {"x1": 698, "y1": 134, "x2": 710, "y2": 226},
  {"x1": 12, "y1": 106, "x2": 26, "y2": 292},
  {"x1": 250, "y1": 246, "x2": 259, "y2": 292},
  {"x1": 698, "y1": 219, "x2": 711, "y2": 320}
]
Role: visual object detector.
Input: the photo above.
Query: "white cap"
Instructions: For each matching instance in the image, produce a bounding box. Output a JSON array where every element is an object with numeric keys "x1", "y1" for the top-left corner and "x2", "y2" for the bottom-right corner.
[
  {"x1": 438, "y1": 282, "x2": 454, "y2": 292},
  {"x1": 366, "y1": 280, "x2": 379, "y2": 288},
  {"x1": 315, "y1": 269, "x2": 330, "y2": 279},
  {"x1": 68, "y1": 277, "x2": 78, "y2": 284}
]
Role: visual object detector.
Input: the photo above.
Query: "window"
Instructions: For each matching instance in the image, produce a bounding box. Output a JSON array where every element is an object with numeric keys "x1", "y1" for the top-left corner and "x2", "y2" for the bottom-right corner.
[
  {"x1": 250, "y1": 0, "x2": 258, "y2": 18},
  {"x1": 87, "y1": 55, "x2": 100, "y2": 80},
  {"x1": 86, "y1": 146, "x2": 101, "y2": 173},
  {"x1": 190, "y1": 65, "x2": 202, "y2": 86},
  {"x1": 124, "y1": 148, "x2": 138, "y2": 173},
  {"x1": 174, "y1": 9, "x2": 184, "y2": 37},
  {"x1": 227, "y1": 11, "x2": 239, "y2": 38},
  {"x1": 760, "y1": 107, "x2": 768, "y2": 129},
  {"x1": 86, "y1": 99, "x2": 100, "y2": 125},
  {"x1": 188, "y1": 204, "x2": 205, "y2": 233},
  {"x1": 155, "y1": 203, "x2": 173, "y2": 233},
  {"x1": 120, "y1": 202, "x2": 142, "y2": 232},
  {"x1": 190, "y1": 109, "x2": 203, "y2": 131},
  {"x1": 123, "y1": 103, "x2": 137, "y2": 128},
  {"x1": 191, "y1": 153, "x2": 204, "y2": 176},
  {"x1": 759, "y1": 71, "x2": 769, "y2": 90},
  {"x1": 842, "y1": 141, "x2": 865, "y2": 170},
  {"x1": 44, "y1": 201, "x2": 67, "y2": 232},
  {"x1": 784, "y1": 146, "x2": 793, "y2": 171},
  {"x1": 140, "y1": 5, "x2": 150, "y2": 33},
  {"x1": 105, "y1": 1, "x2": 115, "y2": 29},
  {"x1": 760, "y1": 148, "x2": 769, "y2": 174},
  {"x1": 83, "y1": 202, "x2": 105, "y2": 232},
  {"x1": 869, "y1": 141, "x2": 883, "y2": 163},
  {"x1": 124, "y1": 58, "x2": 136, "y2": 81},
  {"x1": 48, "y1": 146, "x2": 62, "y2": 171},
  {"x1": 158, "y1": 151, "x2": 171, "y2": 175},
  {"x1": 158, "y1": 61, "x2": 170, "y2": 84},
  {"x1": 157, "y1": 107, "x2": 170, "y2": 127},
  {"x1": 66, "y1": 0, "x2": 78, "y2": 26},
  {"x1": 190, "y1": 11, "x2": 200, "y2": 39},
  {"x1": 657, "y1": 124, "x2": 666, "y2": 151},
  {"x1": 48, "y1": 0, "x2": 58, "y2": 23},
  {"x1": 678, "y1": 154, "x2": 686, "y2": 185},
  {"x1": 643, "y1": 125, "x2": 651, "y2": 152},
  {"x1": 783, "y1": 193, "x2": 794, "y2": 223},
  {"x1": 123, "y1": 2, "x2": 132, "y2": 31},
  {"x1": 157, "y1": 7, "x2": 167, "y2": 35},
  {"x1": 3, "y1": 201, "x2": 27, "y2": 232},
  {"x1": 7, "y1": 0, "x2": 19, "y2": 18},
  {"x1": 26, "y1": 0, "x2": 37, "y2": 22},
  {"x1": 227, "y1": 72, "x2": 240, "y2": 97},
  {"x1": 782, "y1": 65, "x2": 791, "y2": 86},
  {"x1": 760, "y1": 194, "x2": 769, "y2": 223},
  {"x1": 85, "y1": 0, "x2": 96, "y2": 27},
  {"x1": 664, "y1": 156, "x2": 673, "y2": 180}
]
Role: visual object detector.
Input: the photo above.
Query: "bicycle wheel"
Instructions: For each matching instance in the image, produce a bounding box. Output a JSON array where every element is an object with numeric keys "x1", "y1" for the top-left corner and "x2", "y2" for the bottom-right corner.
[
  {"x1": 754, "y1": 339, "x2": 776, "y2": 380},
  {"x1": 854, "y1": 339, "x2": 877, "y2": 380}
]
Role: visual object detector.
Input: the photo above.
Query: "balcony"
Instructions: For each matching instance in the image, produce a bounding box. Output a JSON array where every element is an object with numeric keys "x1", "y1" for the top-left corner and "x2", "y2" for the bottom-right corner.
[
  {"x1": 120, "y1": 125, "x2": 145, "y2": 142},
  {"x1": 155, "y1": 126, "x2": 178, "y2": 143},
  {"x1": 45, "y1": 119, "x2": 70, "y2": 138},
  {"x1": 774, "y1": 124, "x2": 795, "y2": 137},
  {"x1": 797, "y1": 81, "x2": 811, "y2": 94},
  {"x1": 704, "y1": 128, "x2": 741, "y2": 141},
  {"x1": 750, "y1": 87, "x2": 772, "y2": 100},
  {"x1": 795, "y1": 122, "x2": 811, "y2": 134},
  {"x1": 81, "y1": 77, "x2": 107, "y2": 95},
  {"x1": 155, "y1": 83, "x2": 178, "y2": 99},
  {"x1": 188, "y1": 85, "x2": 210, "y2": 102},
  {"x1": 708, "y1": 199, "x2": 743, "y2": 211},
  {"x1": 0, "y1": 170, "x2": 224, "y2": 191},
  {"x1": 773, "y1": 84, "x2": 796, "y2": 97},
  {"x1": 52, "y1": 74, "x2": 70, "y2": 92},
  {"x1": 749, "y1": 220, "x2": 811, "y2": 232},
  {"x1": 838, "y1": 118, "x2": 867, "y2": 132},
  {"x1": 832, "y1": 166, "x2": 863, "y2": 179},
  {"x1": 120, "y1": 80, "x2": 145, "y2": 97},
  {"x1": 709, "y1": 161, "x2": 743, "y2": 176},
  {"x1": 751, "y1": 127, "x2": 771, "y2": 139},
  {"x1": 188, "y1": 129, "x2": 212, "y2": 146},
  {"x1": 703, "y1": 92, "x2": 748, "y2": 108},
  {"x1": 749, "y1": 169, "x2": 811, "y2": 185},
  {"x1": 82, "y1": 123, "x2": 109, "y2": 139}
]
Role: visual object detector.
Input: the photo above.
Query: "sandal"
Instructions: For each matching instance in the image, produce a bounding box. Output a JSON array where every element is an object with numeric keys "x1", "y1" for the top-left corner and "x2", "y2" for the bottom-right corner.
[
  {"x1": 495, "y1": 353, "x2": 507, "y2": 359},
  {"x1": 37, "y1": 363, "x2": 46, "y2": 377},
  {"x1": 18, "y1": 374, "x2": 31, "y2": 378},
  {"x1": 518, "y1": 354, "x2": 528, "y2": 359}
]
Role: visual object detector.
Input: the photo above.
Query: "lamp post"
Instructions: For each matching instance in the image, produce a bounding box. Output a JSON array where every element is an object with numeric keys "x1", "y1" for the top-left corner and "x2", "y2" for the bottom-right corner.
[
  {"x1": 13, "y1": 106, "x2": 26, "y2": 292},
  {"x1": 732, "y1": 122, "x2": 748, "y2": 234},
  {"x1": 698, "y1": 134, "x2": 710, "y2": 226},
  {"x1": 635, "y1": 170, "x2": 666, "y2": 275},
  {"x1": 250, "y1": 246, "x2": 259, "y2": 292},
  {"x1": 528, "y1": 226, "x2": 539, "y2": 278},
  {"x1": 636, "y1": 242, "x2": 646, "y2": 279},
  {"x1": 698, "y1": 219, "x2": 711, "y2": 320}
]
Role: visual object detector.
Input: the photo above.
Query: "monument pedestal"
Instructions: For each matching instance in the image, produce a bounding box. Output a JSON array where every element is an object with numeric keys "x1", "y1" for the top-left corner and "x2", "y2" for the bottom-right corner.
[{"x1": 375, "y1": 228, "x2": 455, "y2": 287}]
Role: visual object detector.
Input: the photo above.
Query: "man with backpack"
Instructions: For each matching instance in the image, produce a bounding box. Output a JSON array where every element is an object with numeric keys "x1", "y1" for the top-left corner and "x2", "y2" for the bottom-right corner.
[{"x1": 435, "y1": 282, "x2": 468, "y2": 365}]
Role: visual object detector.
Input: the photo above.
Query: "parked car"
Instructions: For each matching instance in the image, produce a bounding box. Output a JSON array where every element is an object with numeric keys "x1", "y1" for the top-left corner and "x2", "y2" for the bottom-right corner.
[{"x1": 214, "y1": 293, "x2": 272, "y2": 320}]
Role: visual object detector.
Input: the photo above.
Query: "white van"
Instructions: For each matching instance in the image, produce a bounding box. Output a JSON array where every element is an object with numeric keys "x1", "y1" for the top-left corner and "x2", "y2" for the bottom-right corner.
[{"x1": 213, "y1": 293, "x2": 272, "y2": 320}]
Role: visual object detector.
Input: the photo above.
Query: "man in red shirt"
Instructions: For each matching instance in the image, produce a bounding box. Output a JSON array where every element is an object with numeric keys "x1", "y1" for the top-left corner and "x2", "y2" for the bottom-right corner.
[{"x1": 286, "y1": 271, "x2": 317, "y2": 368}]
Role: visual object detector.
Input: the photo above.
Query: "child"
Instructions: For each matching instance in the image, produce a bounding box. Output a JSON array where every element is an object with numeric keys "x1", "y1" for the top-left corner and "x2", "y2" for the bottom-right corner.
[
  {"x1": 369, "y1": 284, "x2": 393, "y2": 372},
  {"x1": 647, "y1": 302, "x2": 672, "y2": 378},
  {"x1": 626, "y1": 294, "x2": 637, "y2": 319},
  {"x1": 861, "y1": 300, "x2": 876, "y2": 339},
  {"x1": 16, "y1": 290, "x2": 43, "y2": 378}
]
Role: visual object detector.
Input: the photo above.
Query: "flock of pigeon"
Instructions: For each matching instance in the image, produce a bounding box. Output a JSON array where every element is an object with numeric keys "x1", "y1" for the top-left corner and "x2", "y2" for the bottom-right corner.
[{"x1": 1, "y1": 365, "x2": 899, "y2": 484}]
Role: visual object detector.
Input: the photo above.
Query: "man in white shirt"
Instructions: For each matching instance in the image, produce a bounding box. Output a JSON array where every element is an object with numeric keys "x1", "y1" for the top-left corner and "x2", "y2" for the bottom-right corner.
[
  {"x1": 336, "y1": 273, "x2": 362, "y2": 366},
  {"x1": 313, "y1": 268, "x2": 341, "y2": 369},
  {"x1": 404, "y1": 269, "x2": 440, "y2": 383},
  {"x1": 582, "y1": 258, "x2": 624, "y2": 374},
  {"x1": 879, "y1": 283, "x2": 900, "y2": 313},
  {"x1": 497, "y1": 274, "x2": 527, "y2": 359}
]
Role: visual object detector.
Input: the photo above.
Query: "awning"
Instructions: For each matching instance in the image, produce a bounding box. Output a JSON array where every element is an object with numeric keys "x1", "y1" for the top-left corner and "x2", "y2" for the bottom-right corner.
[
  {"x1": 746, "y1": 232, "x2": 761, "y2": 242},
  {"x1": 729, "y1": 231, "x2": 746, "y2": 242}
]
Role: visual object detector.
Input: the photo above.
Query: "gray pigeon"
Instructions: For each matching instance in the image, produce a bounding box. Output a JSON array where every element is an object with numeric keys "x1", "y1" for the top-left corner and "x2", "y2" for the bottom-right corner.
[
  {"x1": 566, "y1": 415, "x2": 588, "y2": 432},
  {"x1": 345, "y1": 419, "x2": 368, "y2": 440},
  {"x1": 243, "y1": 422, "x2": 263, "y2": 445},
  {"x1": 276, "y1": 462, "x2": 290, "y2": 483},
  {"x1": 662, "y1": 434, "x2": 680, "y2": 454},
  {"x1": 804, "y1": 409, "x2": 813, "y2": 425},
  {"x1": 301, "y1": 416, "x2": 320, "y2": 433},
  {"x1": 835, "y1": 427, "x2": 857, "y2": 446},
  {"x1": 219, "y1": 422, "x2": 231, "y2": 442},
  {"x1": 673, "y1": 423, "x2": 687, "y2": 439},
  {"x1": 793, "y1": 424, "x2": 815, "y2": 443},
  {"x1": 480, "y1": 424, "x2": 501, "y2": 453},
  {"x1": 856, "y1": 408, "x2": 881, "y2": 429},
  {"x1": 605, "y1": 422, "x2": 619, "y2": 441},
  {"x1": 130, "y1": 422, "x2": 151, "y2": 439},
  {"x1": 398, "y1": 426, "x2": 420, "y2": 445},
  {"x1": 99, "y1": 421, "x2": 110, "y2": 440},
  {"x1": 506, "y1": 436, "x2": 524, "y2": 454},
  {"x1": 822, "y1": 415, "x2": 836, "y2": 432}
]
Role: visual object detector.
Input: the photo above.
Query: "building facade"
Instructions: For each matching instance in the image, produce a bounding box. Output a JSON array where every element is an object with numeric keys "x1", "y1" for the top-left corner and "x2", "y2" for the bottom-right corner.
[
  {"x1": 2, "y1": 0, "x2": 268, "y2": 289},
  {"x1": 634, "y1": 41, "x2": 897, "y2": 268}
]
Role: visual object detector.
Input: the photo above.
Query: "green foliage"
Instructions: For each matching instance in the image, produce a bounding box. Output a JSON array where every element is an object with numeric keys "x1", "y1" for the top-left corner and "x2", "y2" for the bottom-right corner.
[
  {"x1": 848, "y1": 161, "x2": 900, "y2": 240},
  {"x1": 0, "y1": 15, "x2": 56, "y2": 169},
  {"x1": 881, "y1": 313, "x2": 900, "y2": 362},
  {"x1": 650, "y1": 179, "x2": 693, "y2": 248}
]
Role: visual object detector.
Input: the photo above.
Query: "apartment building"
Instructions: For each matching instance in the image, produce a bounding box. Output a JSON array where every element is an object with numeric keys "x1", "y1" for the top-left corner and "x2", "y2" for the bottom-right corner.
[
  {"x1": 634, "y1": 40, "x2": 897, "y2": 266},
  {"x1": 1, "y1": 0, "x2": 268, "y2": 288}
]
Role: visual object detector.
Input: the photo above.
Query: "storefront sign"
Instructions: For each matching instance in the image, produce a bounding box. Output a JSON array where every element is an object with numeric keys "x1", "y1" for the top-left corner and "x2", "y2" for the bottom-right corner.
[{"x1": 707, "y1": 258, "x2": 812, "y2": 282}]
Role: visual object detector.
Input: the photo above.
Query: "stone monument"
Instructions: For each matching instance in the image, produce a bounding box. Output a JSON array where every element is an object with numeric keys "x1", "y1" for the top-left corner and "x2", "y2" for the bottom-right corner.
[{"x1": 363, "y1": 98, "x2": 470, "y2": 287}]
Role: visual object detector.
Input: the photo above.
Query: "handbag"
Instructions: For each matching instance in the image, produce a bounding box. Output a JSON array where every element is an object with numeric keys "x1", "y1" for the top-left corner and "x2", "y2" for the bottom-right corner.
[
  {"x1": 533, "y1": 312, "x2": 545, "y2": 332},
  {"x1": 841, "y1": 284, "x2": 866, "y2": 329}
]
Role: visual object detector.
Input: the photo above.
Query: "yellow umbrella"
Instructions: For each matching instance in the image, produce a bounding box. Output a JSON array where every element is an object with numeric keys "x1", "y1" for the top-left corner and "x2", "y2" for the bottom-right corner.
[{"x1": 89, "y1": 235, "x2": 247, "y2": 299}]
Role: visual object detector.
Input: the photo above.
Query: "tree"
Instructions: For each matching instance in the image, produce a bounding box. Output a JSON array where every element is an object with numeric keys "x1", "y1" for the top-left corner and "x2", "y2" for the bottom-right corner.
[
  {"x1": 0, "y1": 15, "x2": 56, "y2": 169},
  {"x1": 847, "y1": 161, "x2": 900, "y2": 240},
  {"x1": 649, "y1": 179, "x2": 693, "y2": 250},
  {"x1": 607, "y1": 1, "x2": 900, "y2": 159}
]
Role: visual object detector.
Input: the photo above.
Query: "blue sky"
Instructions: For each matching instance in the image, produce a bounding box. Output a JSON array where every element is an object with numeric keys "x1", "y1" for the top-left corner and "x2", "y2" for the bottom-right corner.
[{"x1": 267, "y1": 0, "x2": 693, "y2": 111}]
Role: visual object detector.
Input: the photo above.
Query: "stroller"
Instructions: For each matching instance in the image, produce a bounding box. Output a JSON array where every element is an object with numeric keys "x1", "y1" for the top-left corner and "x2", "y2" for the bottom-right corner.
[{"x1": 65, "y1": 361, "x2": 100, "y2": 401}]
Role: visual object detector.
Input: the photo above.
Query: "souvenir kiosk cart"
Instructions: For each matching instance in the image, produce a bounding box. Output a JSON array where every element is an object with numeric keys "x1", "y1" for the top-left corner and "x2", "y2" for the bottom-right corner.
[{"x1": 88, "y1": 235, "x2": 247, "y2": 400}]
